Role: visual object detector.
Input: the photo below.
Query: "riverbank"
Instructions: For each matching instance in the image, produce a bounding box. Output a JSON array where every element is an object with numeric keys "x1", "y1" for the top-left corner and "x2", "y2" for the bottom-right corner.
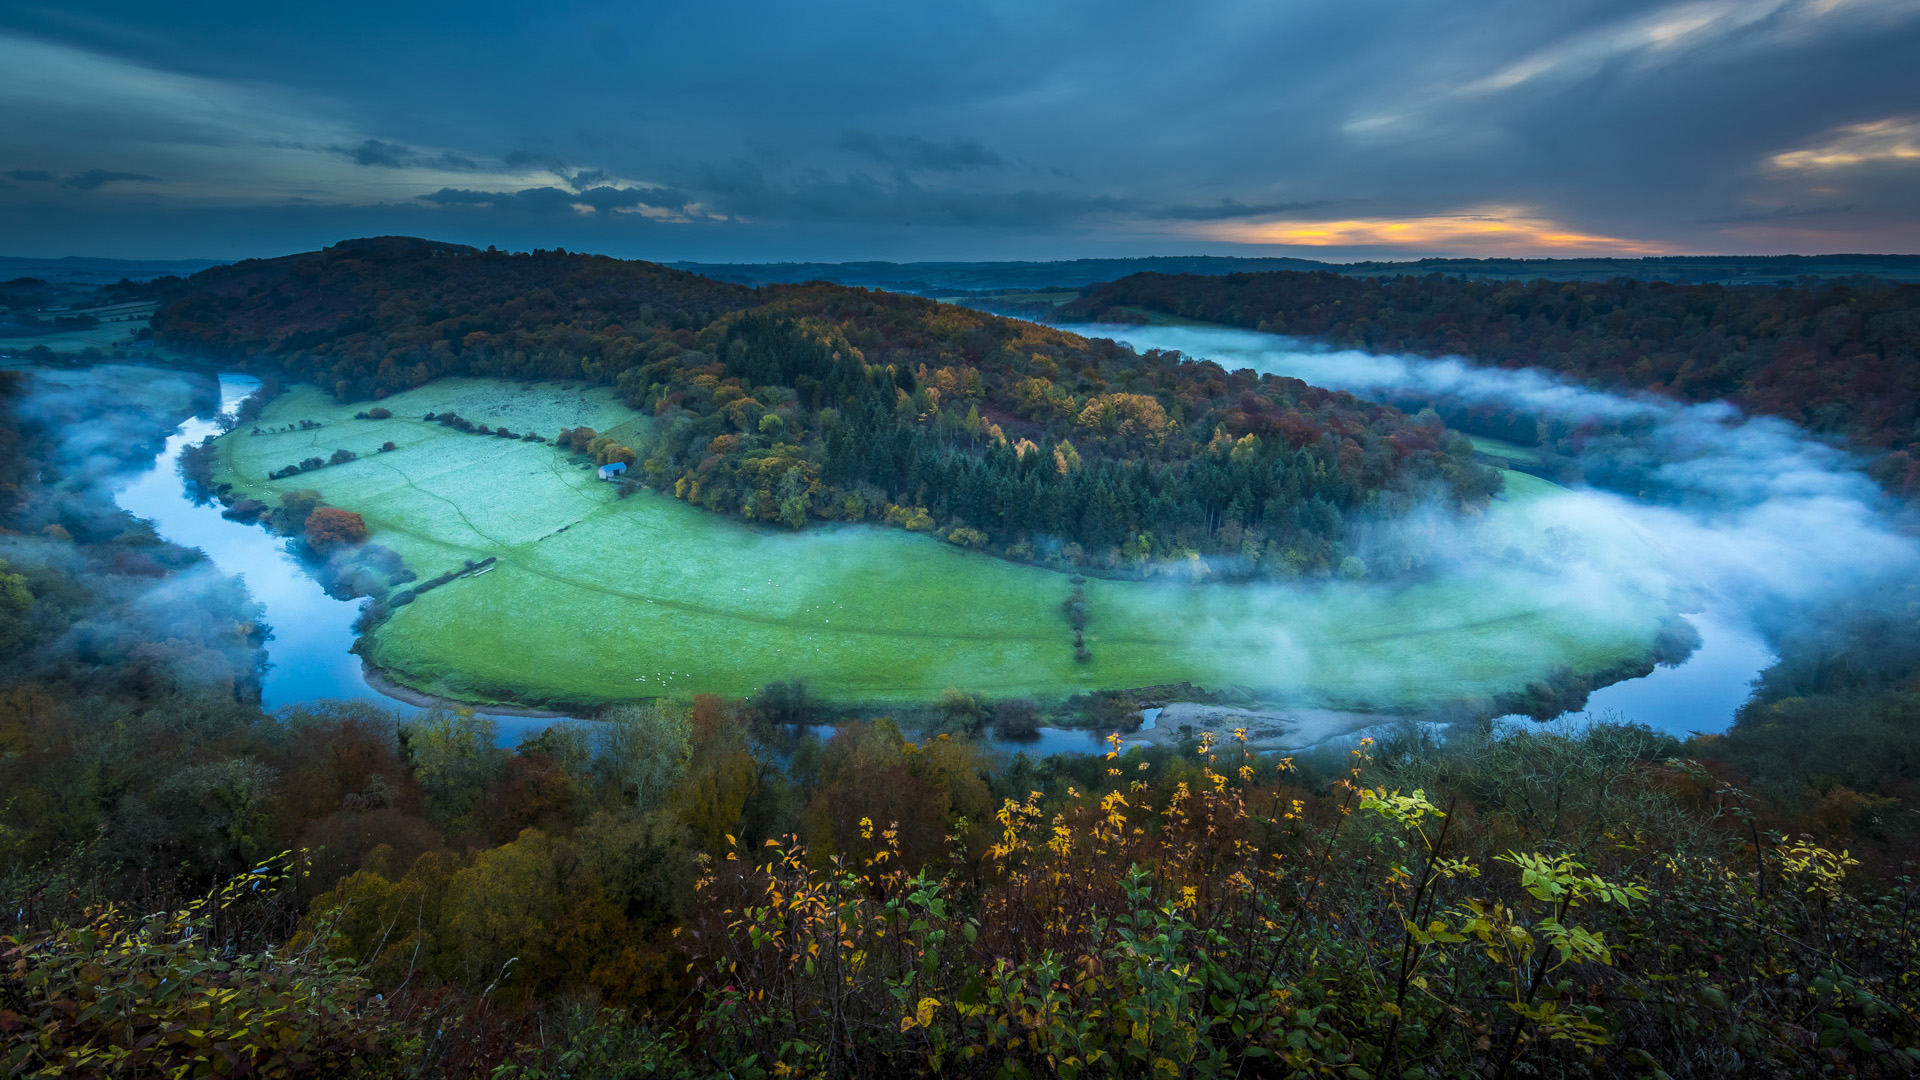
[{"x1": 358, "y1": 661, "x2": 580, "y2": 720}]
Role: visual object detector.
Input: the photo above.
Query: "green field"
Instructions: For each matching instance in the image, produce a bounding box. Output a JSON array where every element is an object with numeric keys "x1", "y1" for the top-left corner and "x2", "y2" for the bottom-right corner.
[
  {"x1": 1467, "y1": 435, "x2": 1544, "y2": 465},
  {"x1": 214, "y1": 379, "x2": 1673, "y2": 709},
  {"x1": 0, "y1": 302, "x2": 158, "y2": 355}
]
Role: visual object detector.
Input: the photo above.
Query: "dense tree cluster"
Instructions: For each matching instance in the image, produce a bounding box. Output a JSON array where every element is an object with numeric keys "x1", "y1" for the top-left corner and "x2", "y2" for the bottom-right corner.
[
  {"x1": 1064, "y1": 271, "x2": 1920, "y2": 492},
  {"x1": 618, "y1": 290, "x2": 1499, "y2": 571},
  {"x1": 152, "y1": 239, "x2": 1498, "y2": 572},
  {"x1": 151, "y1": 236, "x2": 753, "y2": 399}
]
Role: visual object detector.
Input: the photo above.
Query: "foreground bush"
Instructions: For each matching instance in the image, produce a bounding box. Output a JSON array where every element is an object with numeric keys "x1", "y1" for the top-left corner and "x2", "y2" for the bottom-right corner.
[
  {"x1": 1, "y1": 857, "x2": 408, "y2": 1078},
  {"x1": 667, "y1": 735, "x2": 1919, "y2": 1078}
]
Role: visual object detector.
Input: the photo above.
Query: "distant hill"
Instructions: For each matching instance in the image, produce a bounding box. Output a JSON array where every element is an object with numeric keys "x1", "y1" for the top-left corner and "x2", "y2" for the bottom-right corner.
[
  {"x1": 0, "y1": 254, "x2": 227, "y2": 286},
  {"x1": 678, "y1": 254, "x2": 1920, "y2": 294},
  {"x1": 673, "y1": 257, "x2": 1329, "y2": 293},
  {"x1": 15, "y1": 249, "x2": 1919, "y2": 294}
]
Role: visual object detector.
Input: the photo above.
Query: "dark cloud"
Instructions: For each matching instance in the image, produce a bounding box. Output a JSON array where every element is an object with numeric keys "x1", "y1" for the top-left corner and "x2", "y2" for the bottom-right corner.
[
  {"x1": 3, "y1": 1, "x2": 1918, "y2": 257},
  {"x1": 840, "y1": 132, "x2": 1003, "y2": 172},
  {"x1": 694, "y1": 159, "x2": 1124, "y2": 228},
  {"x1": 347, "y1": 139, "x2": 407, "y2": 167},
  {"x1": 65, "y1": 169, "x2": 158, "y2": 189},
  {"x1": 336, "y1": 140, "x2": 480, "y2": 171},
  {"x1": 565, "y1": 169, "x2": 610, "y2": 191},
  {"x1": 420, "y1": 183, "x2": 695, "y2": 216},
  {"x1": 417, "y1": 188, "x2": 498, "y2": 206},
  {"x1": 1697, "y1": 205, "x2": 1867, "y2": 225},
  {"x1": 503, "y1": 150, "x2": 565, "y2": 172},
  {"x1": 5, "y1": 168, "x2": 158, "y2": 190},
  {"x1": 1152, "y1": 199, "x2": 1338, "y2": 222}
]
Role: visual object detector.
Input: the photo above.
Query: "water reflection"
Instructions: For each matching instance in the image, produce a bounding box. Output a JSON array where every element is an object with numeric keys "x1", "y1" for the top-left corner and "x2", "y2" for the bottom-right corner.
[{"x1": 1577, "y1": 610, "x2": 1773, "y2": 736}]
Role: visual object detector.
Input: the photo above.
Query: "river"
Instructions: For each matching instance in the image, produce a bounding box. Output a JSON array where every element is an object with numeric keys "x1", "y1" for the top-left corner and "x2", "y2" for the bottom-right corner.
[
  {"x1": 111, "y1": 375, "x2": 564, "y2": 744},
  {"x1": 112, "y1": 372, "x2": 1773, "y2": 751}
]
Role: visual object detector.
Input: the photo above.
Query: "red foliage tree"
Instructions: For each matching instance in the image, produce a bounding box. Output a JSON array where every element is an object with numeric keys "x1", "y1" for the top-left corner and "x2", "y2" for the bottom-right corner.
[{"x1": 304, "y1": 506, "x2": 368, "y2": 551}]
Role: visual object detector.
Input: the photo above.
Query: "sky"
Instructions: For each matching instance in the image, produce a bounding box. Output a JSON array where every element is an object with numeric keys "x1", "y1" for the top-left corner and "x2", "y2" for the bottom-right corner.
[{"x1": 2, "y1": 0, "x2": 1918, "y2": 263}]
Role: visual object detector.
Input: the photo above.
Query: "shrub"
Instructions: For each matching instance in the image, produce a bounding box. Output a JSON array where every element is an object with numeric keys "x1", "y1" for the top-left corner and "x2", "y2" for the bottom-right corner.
[
  {"x1": 270, "y1": 489, "x2": 325, "y2": 533},
  {"x1": 221, "y1": 497, "x2": 267, "y2": 522},
  {"x1": 1082, "y1": 689, "x2": 1141, "y2": 730},
  {"x1": 1062, "y1": 586, "x2": 1088, "y2": 630},
  {"x1": 934, "y1": 687, "x2": 990, "y2": 736},
  {"x1": 0, "y1": 858, "x2": 408, "y2": 1077},
  {"x1": 992, "y1": 698, "x2": 1042, "y2": 739},
  {"x1": 305, "y1": 507, "x2": 369, "y2": 552}
]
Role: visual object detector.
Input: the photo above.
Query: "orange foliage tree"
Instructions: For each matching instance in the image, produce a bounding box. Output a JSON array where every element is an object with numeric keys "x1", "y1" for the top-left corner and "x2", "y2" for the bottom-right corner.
[{"x1": 304, "y1": 506, "x2": 368, "y2": 551}]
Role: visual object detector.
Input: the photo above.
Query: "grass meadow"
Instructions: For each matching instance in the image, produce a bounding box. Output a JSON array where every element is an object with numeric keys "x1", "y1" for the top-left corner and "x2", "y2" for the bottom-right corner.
[{"x1": 214, "y1": 379, "x2": 1671, "y2": 709}]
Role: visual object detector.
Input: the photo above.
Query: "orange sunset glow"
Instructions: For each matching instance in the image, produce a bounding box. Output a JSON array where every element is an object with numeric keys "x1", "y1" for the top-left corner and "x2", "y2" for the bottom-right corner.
[{"x1": 1187, "y1": 207, "x2": 1673, "y2": 255}]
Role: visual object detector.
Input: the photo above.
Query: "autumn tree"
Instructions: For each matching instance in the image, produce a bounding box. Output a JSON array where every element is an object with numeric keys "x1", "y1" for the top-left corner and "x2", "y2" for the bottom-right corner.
[
  {"x1": 304, "y1": 506, "x2": 369, "y2": 552},
  {"x1": 0, "y1": 557, "x2": 33, "y2": 654},
  {"x1": 594, "y1": 704, "x2": 692, "y2": 811},
  {"x1": 800, "y1": 719, "x2": 991, "y2": 869},
  {"x1": 933, "y1": 687, "x2": 990, "y2": 737},
  {"x1": 402, "y1": 709, "x2": 505, "y2": 834}
]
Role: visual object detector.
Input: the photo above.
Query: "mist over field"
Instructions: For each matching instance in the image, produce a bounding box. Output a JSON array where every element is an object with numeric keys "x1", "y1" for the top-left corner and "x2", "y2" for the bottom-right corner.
[{"x1": 1077, "y1": 324, "x2": 1920, "y2": 648}]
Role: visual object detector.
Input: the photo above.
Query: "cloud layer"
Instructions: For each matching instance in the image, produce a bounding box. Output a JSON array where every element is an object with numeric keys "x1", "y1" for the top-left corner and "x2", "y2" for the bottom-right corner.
[{"x1": 2, "y1": 0, "x2": 1918, "y2": 259}]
